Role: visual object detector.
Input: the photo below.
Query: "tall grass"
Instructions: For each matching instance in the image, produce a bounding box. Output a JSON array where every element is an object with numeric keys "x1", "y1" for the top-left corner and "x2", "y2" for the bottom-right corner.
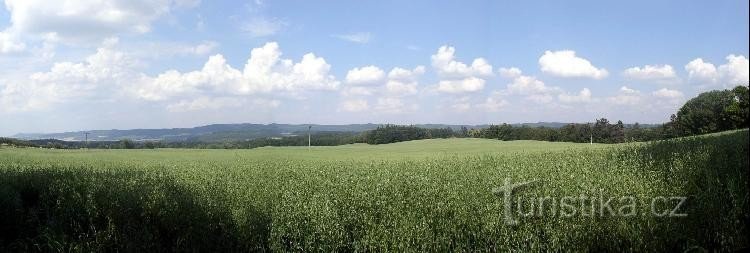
[{"x1": 0, "y1": 130, "x2": 747, "y2": 252}]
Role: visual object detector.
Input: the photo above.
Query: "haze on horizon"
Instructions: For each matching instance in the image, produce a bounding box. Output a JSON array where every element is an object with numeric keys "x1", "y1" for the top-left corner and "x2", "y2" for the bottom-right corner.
[{"x1": 1, "y1": 0, "x2": 748, "y2": 136}]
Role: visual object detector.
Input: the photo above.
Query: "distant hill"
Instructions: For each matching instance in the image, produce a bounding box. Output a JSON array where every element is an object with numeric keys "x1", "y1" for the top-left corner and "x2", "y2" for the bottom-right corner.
[{"x1": 11, "y1": 122, "x2": 660, "y2": 142}]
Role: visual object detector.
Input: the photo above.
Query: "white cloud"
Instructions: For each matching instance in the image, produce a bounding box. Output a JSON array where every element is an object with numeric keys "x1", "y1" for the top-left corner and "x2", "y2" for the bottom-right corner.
[
  {"x1": 167, "y1": 96, "x2": 246, "y2": 112},
  {"x1": 431, "y1": 45, "x2": 492, "y2": 94},
  {"x1": 718, "y1": 55, "x2": 749, "y2": 86},
  {"x1": 431, "y1": 45, "x2": 493, "y2": 78},
  {"x1": 437, "y1": 77, "x2": 485, "y2": 93},
  {"x1": 623, "y1": 64, "x2": 677, "y2": 82},
  {"x1": 499, "y1": 67, "x2": 562, "y2": 104},
  {"x1": 558, "y1": 88, "x2": 593, "y2": 103},
  {"x1": 345, "y1": 65, "x2": 385, "y2": 85},
  {"x1": 131, "y1": 40, "x2": 218, "y2": 58},
  {"x1": 652, "y1": 88, "x2": 683, "y2": 99},
  {"x1": 3, "y1": 0, "x2": 199, "y2": 42},
  {"x1": 685, "y1": 58, "x2": 718, "y2": 84},
  {"x1": 0, "y1": 29, "x2": 26, "y2": 53},
  {"x1": 607, "y1": 87, "x2": 642, "y2": 106},
  {"x1": 338, "y1": 65, "x2": 424, "y2": 114},
  {"x1": 332, "y1": 32, "x2": 371, "y2": 44},
  {"x1": 1, "y1": 45, "x2": 142, "y2": 111},
  {"x1": 507, "y1": 75, "x2": 557, "y2": 95},
  {"x1": 498, "y1": 67, "x2": 522, "y2": 78},
  {"x1": 340, "y1": 99, "x2": 369, "y2": 112},
  {"x1": 1, "y1": 41, "x2": 340, "y2": 112},
  {"x1": 138, "y1": 42, "x2": 339, "y2": 100},
  {"x1": 619, "y1": 86, "x2": 639, "y2": 94},
  {"x1": 385, "y1": 80, "x2": 418, "y2": 96},
  {"x1": 388, "y1": 66, "x2": 425, "y2": 81},
  {"x1": 477, "y1": 91, "x2": 509, "y2": 112},
  {"x1": 374, "y1": 97, "x2": 415, "y2": 114},
  {"x1": 539, "y1": 50, "x2": 608, "y2": 79},
  {"x1": 685, "y1": 55, "x2": 749, "y2": 88},
  {"x1": 341, "y1": 86, "x2": 374, "y2": 96},
  {"x1": 608, "y1": 96, "x2": 641, "y2": 106},
  {"x1": 384, "y1": 66, "x2": 424, "y2": 96},
  {"x1": 241, "y1": 17, "x2": 286, "y2": 37},
  {"x1": 189, "y1": 41, "x2": 218, "y2": 55},
  {"x1": 651, "y1": 88, "x2": 684, "y2": 106}
]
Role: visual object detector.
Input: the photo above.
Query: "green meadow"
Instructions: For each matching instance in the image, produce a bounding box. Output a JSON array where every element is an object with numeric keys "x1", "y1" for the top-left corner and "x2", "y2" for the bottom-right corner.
[{"x1": 1, "y1": 130, "x2": 747, "y2": 252}]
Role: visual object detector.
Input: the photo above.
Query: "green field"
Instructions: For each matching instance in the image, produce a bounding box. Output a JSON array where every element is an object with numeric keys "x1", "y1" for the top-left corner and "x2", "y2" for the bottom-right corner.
[{"x1": 1, "y1": 131, "x2": 748, "y2": 252}]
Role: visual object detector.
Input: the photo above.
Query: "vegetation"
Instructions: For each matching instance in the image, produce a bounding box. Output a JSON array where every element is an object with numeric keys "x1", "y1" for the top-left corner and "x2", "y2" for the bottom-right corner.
[
  {"x1": 0, "y1": 130, "x2": 747, "y2": 251},
  {"x1": 362, "y1": 125, "x2": 458, "y2": 144},
  {"x1": 671, "y1": 85, "x2": 749, "y2": 136}
]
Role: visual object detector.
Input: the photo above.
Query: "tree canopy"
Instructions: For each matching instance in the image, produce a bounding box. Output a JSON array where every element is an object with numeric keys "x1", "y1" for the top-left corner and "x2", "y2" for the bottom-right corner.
[{"x1": 671, "y1": 85, "x2": 749, "y2": 136}]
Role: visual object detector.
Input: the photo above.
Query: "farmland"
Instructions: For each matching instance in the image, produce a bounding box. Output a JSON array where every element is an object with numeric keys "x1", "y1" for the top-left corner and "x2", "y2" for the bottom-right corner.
[{"x1": 0, "y1": 130, "x2": 748, "y2": 252}]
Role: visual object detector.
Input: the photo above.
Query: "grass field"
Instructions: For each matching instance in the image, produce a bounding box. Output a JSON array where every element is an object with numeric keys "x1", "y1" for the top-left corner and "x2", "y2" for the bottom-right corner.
[{"x1": 1, "y1": 131, "x2": 748, "y2": 252}]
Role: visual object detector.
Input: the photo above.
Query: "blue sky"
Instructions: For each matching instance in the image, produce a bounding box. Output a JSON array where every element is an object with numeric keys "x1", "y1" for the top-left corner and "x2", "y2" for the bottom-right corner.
[{"x1": 0, "y1": 0, "x2": 748, "y2": 135}]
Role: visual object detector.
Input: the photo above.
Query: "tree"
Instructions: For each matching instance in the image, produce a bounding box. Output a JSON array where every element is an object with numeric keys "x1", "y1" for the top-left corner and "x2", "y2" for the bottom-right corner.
[
  {"x1": 120, "y1": 139, "x2": 135, "y2": 149},
  {"x1": 671, "y1": 86, "x2": 749, "y2": 136},
  {"x1": 613, "y1": 120, "x2": 625, "y2": 143},
  {"x1": 726, "y1": 85, "x2": 749, "y2": 129}
]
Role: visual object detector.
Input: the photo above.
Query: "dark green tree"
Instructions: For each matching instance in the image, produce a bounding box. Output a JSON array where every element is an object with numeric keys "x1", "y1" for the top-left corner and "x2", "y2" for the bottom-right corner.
[{"x1": 671, "y1": 85, "x2": 749, "y2": 136}]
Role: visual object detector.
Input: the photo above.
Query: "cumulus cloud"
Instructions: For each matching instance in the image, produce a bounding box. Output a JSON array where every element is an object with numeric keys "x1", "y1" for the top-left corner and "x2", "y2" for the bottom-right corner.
[
  {"x1": 431, "y1": 45, "x2": 492, "y2": 78},
  {"x1": 558, "y1": 88, "x2": 593, "y2": 103},
  {"x1": 341, "y1": 86, "x2": 374, "y2": 96},
  {"x1": 498, "y1": 67, "x2": 562, "y2": 104},
  {"x1": 385, "y1": 66, "x2": 424, "y2": 96},
  {"x1": 539, "y1": 50, "x2": 608, "y2": 79},
  {"x1": 652, "y1": 88, "x2": 683, "y2": 99},
  {"x1": 374, "y1": 97, "x2": 415, "y2": 114},
  {"x1": 3, "y1": 0, "x2": 199, "y2": 42},
  {"x1": 437, "y1": 77, "x2": 485, "y2": 93},
  {"x1": 388, "y1": 66, "x2": 425, "y2": 81},
  {"x1": 619, "y1": 86, "x2": 639, "y2": 94},
  {"x1": 506, "y1": 74, "x2": 559, "y2": 95},
  {"x1": 477, "y1": 91, "x2": 509, "y2": 112},
  {"x1": 1, "y1": 41, "x2": 339, "y2": 112},
  {"x1": 685, "y1": 55, "x2": 749, "y2": 88},
  {"x1": 431, "y1": 45, "x2": 492, "y2": 93},
  {"x1": 651, "y1": 88, "x2": 684, "y2": 106},
  {"x1": 339, "y1": 65, "x2": 423, "y2": 112},
  {"x1": 718, "y1": 55, "x2": 749, "y2": 86},
  {"x1": 166, "y1": 96, "x2": 255, "y2": 112},
  {"x1": 332, "y1": 32, "x2": 371, "y2": 44},
  {"x1": 345, "y1": 65, "x2": 385, "y2": 85},
  {"x1": 0, "y1": 45, "x2": 142, "y2": 111},
  {"x1": 0, "y1": 29, "x2": 26, "y2": 53},
  {"x1": 685, "y1": 58, "x2": 717, "y2": 84},
  {"x1": 623, "y1": 64, "x2": 678, "y2": 82},
  {"x1": 498, "y1": 67, "x2": 522, "y2": 78},
  {"x1": 607, "y1": 86, "x2": 642, "y2": 106},
  {"x1": 138, "y1": 42, "x2": 339, "y2": 100}
]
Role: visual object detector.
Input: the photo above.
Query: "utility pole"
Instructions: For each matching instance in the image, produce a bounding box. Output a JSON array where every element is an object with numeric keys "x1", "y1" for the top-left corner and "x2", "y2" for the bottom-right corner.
[
  {"x1": 84, "y1": 132, "x2": 90, "y2": 149},
  {"x1": 307, "y1": 125, "x2": 312, "y2": 150}
]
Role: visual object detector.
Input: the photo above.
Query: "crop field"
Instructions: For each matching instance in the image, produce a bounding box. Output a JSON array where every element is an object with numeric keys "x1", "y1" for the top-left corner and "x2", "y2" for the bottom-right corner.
[{"x1": 1, "y1": 130, "x2": 748, "y2": 252}]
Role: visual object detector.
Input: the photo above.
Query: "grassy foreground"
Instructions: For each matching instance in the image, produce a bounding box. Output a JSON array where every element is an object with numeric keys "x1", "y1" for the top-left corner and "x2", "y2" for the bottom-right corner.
[{"x1": 0, "y1": 131, "x2": 748, "y2": 252}]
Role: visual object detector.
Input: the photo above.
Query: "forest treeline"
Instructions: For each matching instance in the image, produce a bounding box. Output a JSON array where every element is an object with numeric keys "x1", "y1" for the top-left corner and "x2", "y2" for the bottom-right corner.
[{"x1": 2, "y1": 85, "x2": 747, "y2": 149}]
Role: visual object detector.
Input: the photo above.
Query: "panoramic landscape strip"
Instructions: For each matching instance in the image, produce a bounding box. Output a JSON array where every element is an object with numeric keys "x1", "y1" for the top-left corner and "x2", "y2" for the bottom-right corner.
[{"x1": 1, "y1": 0, "x2": 748, "y2": 251}]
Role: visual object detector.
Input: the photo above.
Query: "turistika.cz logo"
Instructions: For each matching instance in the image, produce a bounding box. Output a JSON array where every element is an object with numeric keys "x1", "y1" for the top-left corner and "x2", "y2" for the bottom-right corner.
[{"x1": 492, "y1": 178, "x2": 687, "y2": 226}]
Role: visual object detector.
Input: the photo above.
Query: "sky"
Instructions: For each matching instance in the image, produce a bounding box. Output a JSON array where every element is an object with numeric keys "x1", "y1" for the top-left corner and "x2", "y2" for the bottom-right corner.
[{"x1": 0, "y1": 0, "x2": 748, "y2": 136}]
